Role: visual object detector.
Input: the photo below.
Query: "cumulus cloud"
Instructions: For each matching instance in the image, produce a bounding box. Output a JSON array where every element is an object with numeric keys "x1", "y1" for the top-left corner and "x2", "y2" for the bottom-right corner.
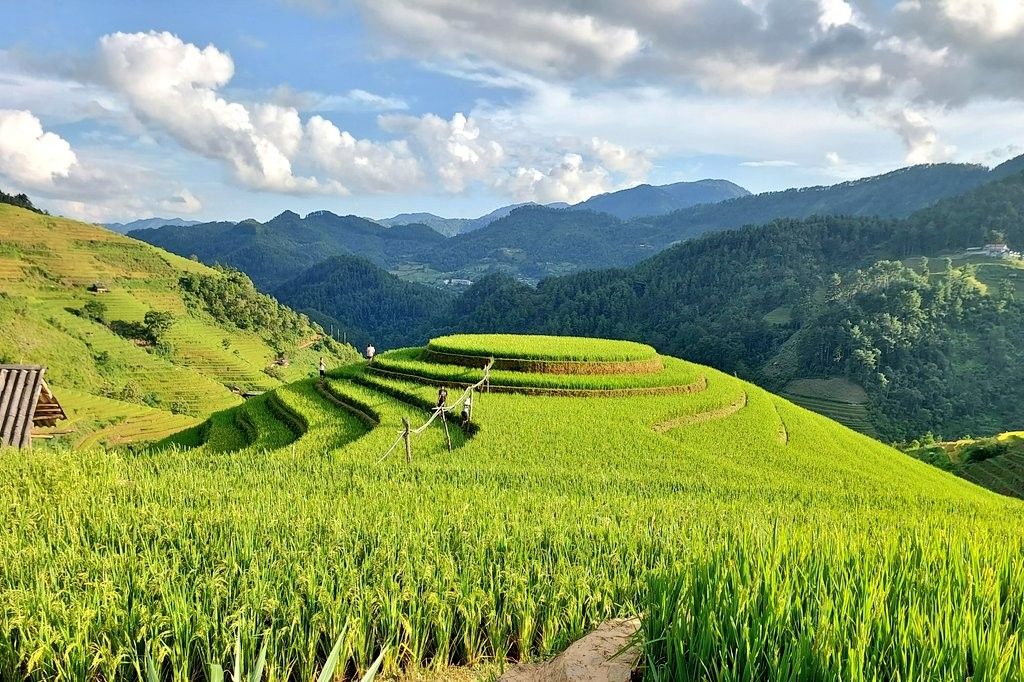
[
  {"x1": 96, "y1": 31, "x2": 421, "y2": 195},
  {"x1": 0, "y1": 109, "x2": 77, "y2": 187},
  {"x1": 380, "y1": 112, "x2": 504, "y2": 192},
  {"x1": 304, "y1": 115, "x2": 421, "y2": 193},
  {"x1": 503, "y1": 153, "x2": 613, "y2": 204}
]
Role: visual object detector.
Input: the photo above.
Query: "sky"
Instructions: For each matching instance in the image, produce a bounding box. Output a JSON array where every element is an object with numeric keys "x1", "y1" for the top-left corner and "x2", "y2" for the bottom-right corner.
[{"x1": 0, "y1": 0, "x2": 1022, "y2": 223}]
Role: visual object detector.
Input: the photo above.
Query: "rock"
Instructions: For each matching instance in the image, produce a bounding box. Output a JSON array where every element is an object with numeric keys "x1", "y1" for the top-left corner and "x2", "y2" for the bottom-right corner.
[{"x1": 499, "y1": 618, "x2": 641, "y2": 682}]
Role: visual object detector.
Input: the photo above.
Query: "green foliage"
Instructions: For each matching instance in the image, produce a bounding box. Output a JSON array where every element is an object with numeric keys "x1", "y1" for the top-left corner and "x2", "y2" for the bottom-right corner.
[
  {"x1": 179, "y1": 267, "x2": 322, "y2": 348},
  {"x1": 143, "y1": 310, "x2": 175, "y2": 342},
  {"x1": 79, "y1": 298, "x2": 107, "y2": 323}
]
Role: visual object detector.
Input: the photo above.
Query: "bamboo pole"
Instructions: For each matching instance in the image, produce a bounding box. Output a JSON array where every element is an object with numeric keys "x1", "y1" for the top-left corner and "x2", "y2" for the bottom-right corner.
[
  {"x1": 402, "y1": 417, "x2": 412, "y2": 463},
  {"x1": 439, "y1": 408, "x2": 452, "y2": 452}
]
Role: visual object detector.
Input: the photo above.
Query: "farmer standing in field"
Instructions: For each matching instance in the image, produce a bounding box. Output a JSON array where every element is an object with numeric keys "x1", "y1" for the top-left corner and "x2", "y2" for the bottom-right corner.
[
  {"x1": 436, "y1": 386, "x2": 448, "y2": 410},
  {"x1": 319, "y1": 357, "x2": 326, "y2": 381},
  {"x1": 365, "y1": 343, "x2": 376, "y2": 362},
  {"x1": 461, "y1": 391, "x2": 473, "y2": 428}
]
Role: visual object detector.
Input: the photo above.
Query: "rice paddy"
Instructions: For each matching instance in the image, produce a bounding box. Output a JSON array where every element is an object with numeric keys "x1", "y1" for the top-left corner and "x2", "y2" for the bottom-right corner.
[{"x1": 3, "y1": 332, "x2": 1023, "y2": 680}]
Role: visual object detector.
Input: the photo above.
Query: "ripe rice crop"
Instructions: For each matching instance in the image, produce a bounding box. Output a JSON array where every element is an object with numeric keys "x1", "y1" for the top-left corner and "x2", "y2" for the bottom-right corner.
[
  {"x1": 426, "y1": 333, "x2": 658, "y2": 362},
  {"x1": 371, "y1": 348, "x2": 702, "y2": 392},
  {"x1": 2, "y1": 357, "x2": 1023, "y2": 680}
]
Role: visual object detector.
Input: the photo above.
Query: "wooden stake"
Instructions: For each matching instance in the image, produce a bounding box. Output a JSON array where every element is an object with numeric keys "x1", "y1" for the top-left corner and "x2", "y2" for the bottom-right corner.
[
  {"x1": 440, "y1": 407, "x2": 452, "y2": 452},
  {"x1": 402, "y1": 417, "x2": 412, "y2": 463}
]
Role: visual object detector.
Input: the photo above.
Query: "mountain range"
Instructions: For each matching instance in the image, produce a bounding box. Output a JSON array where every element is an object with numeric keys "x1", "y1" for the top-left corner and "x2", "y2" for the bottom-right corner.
[
  {"x1": 375, "y1": 178, "x2": 748, "y2": 234},
  {"x1": 104, "y1": 217, "x2": 202, "y2": 233},
  {"x1": 133, "y1": 160, "x2": 1007, "y2": 288}
]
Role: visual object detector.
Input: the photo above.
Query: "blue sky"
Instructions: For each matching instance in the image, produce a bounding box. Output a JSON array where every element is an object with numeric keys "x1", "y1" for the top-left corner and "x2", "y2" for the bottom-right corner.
[{"x1": 1, "y1": 0, "x2": 1022, "y2": 223}]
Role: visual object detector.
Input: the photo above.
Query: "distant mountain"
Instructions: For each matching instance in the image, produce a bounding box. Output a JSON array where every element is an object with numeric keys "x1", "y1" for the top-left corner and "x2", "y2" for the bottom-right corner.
[
  {"x1": 132, "y1": 210, "x2": 444, "y2": 288},
  {"x1": 273, "y1": 255, "x2": 450, "y2": 349},
  {"x1": 132, "y1": 159, "x2": 1014, "y2": 287},
  {"x1": 105, "y1": 217, "x2": 202, "y2": 233},
  {"x1": 378, "y1": 202, "x2": 558, "y2": 236},
  {"x1": 572, "y1": 179, "x2": 750, "y2": 220}
]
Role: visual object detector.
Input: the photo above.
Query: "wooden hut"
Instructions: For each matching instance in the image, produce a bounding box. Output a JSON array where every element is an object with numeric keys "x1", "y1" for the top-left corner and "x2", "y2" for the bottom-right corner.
[{"x1": 0, "y1": 365, "x2": 67, "y2": 448}]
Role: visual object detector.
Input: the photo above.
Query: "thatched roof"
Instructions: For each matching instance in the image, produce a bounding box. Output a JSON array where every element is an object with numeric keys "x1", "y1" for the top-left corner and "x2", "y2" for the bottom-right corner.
[{"x1": 0, "y1": 365, "x2": 66, "y2": 448}]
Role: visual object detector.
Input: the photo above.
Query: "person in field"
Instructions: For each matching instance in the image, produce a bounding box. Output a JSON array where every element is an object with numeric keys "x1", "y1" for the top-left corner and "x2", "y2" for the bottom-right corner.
[
  {"x1": 319, "y1": 357, "x2": 326, "y2": 381},
  {"x1": 365, "y1": 343, "x2": 376, "y2": 362},
  {"x1": 461, "y1": 392, "x2": 473, "y2": 427},
  {"x1": 436, "y1": 386, "x2": 448, "y2": 410}
]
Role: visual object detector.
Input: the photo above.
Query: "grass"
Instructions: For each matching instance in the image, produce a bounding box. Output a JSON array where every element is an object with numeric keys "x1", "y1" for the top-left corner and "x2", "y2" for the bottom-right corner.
[
  {"x1": 426, "y1": 334, "x2": 658, "y2": 362},
  {"x1": 3, "y1": 343, "x2": 1023, "y2": 680}
]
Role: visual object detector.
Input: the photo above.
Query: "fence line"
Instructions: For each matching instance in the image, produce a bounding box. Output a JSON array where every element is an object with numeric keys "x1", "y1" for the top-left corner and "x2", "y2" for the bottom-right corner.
[{"x1": 377, "y1": 358, "x2": 493, "y2": 463}]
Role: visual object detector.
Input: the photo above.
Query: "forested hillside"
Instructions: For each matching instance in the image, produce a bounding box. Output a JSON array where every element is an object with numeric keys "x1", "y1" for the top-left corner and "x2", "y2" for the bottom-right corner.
[
  {"x1": 135, "y1": 210, "x2": 444, "y2": 288},
  {"x1": 273, "y1": 255, "x2": 449, "y2": 348}
]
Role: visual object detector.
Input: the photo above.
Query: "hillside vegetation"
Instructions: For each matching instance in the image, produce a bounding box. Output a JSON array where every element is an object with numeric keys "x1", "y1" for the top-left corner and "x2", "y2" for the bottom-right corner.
[
  {"x1": 0, "y1": 205, "x2": 354, "y2": 446},
  {"x1": 2, "y1": 333, "x2": 1022, "y2": 680},
  {"x1": 906, "y1": 431, "x2": 1024, "y2": 500}
]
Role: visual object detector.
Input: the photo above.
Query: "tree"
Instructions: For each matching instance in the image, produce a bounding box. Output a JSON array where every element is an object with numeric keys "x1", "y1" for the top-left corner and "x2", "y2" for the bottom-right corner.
[
  {"x1": 81, "y1": 299, "x2": 107, "y2": 323},
  {"x1": 143, "y1": 310, "x2": 175, "y2": 343}
]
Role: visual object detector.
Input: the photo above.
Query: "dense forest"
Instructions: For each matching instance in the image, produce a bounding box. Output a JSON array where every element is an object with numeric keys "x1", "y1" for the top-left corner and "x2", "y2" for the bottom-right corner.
[{"x1": 272, "y1": 255, "x2": 449, "y2": 349}]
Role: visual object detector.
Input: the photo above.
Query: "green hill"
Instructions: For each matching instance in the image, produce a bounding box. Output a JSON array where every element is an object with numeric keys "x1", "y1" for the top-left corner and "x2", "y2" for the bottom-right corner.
[
  {"x1": 3, "y1": 333, "x2": 1022, "y2": 680},
  {"x1": 906, "y1": 431, "x2": 1024, "y2": 500},
  {"x1": 0, "y1": 204, "x2": 355, "y2": 447}
]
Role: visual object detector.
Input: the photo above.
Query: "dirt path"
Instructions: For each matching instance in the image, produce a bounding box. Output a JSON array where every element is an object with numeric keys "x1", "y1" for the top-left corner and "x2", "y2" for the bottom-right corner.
[
  {"x1": 651, "y1": 391, "x2": 748, "y2": 433},
  {"x1": 500, "y1": 618, "x2": 640, "y2": 682}
]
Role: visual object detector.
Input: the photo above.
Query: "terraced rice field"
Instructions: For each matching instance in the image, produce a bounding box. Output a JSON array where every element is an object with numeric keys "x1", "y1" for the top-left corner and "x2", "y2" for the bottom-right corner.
[
  {"x1": 781, "y1": 377, "x2": 878, "y2": 437},
  {"x1": 4, "y1": 334, "x2": 1023, "y2": 681},
  {"x1": 0, "y1": 204, "x2": 349, "y2": 445}
]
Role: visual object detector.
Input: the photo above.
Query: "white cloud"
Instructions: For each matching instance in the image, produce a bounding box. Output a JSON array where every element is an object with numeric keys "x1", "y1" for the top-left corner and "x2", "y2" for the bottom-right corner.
[
  {"x1": 96, "y1": 31, "x2": 420, "y2": 195},
  {"x1": 589, "y1": 138, "x2": 651, "y2": 180},
  {"x1": 359, "y1": 0, "x2": 643, "y2": 77},
  {"x1": 940, "y1": 0, "x2": 1024, "y2": 38},
  {"x1": 158, "y1": 188, "x2": 202, "y2": 214},
  {"x1": 740, "y1": 159, "x2": 799, "y2": 167},
  {"x1": 380, "y1": 112, "x2": 504, "y2": 192},
  {"x1": 269, "y1": 85, "x2": 409, "y2": 113},
  {"x1": 304, "y1": 115, "x2": 421, "y2": 193},
  {"x1": 503, "y1": 153, "x2": 613, "y2": 204},
  {"x1": 881, "y1": 107, "x2": 956, "y2": 164},
  {"x1": 0, "y1": 109, "x2": 78, "y2": 187}
]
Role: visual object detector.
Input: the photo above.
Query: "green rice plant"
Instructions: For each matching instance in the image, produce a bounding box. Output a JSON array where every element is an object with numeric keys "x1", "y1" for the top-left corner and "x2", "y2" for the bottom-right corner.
[
  {"x1": 2, "y1": 349, "x2": 1023, "y2": 681},
  {"x1": 371, "y1": 348, "x2": 703, "y2": 392}
]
